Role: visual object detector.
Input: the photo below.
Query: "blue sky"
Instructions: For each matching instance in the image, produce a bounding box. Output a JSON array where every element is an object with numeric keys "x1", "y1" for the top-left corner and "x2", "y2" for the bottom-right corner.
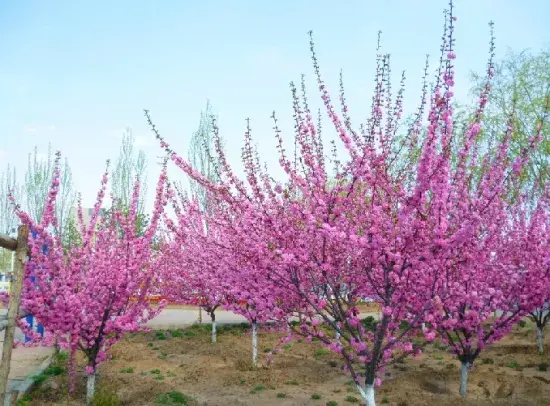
[{"x1": 0, "y1": 0, "x2": 548, "y2": 209}]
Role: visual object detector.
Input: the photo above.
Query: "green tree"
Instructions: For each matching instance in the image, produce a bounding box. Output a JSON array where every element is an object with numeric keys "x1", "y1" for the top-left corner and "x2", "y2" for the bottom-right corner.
[
  {"x1": 187, "y1": 100, "x2": 222, "y2": 215},
  {"x1": 468, "y1": 48, "x2": 549, "y2": 194},
  {"x1": 110, "y1": 128, "x2": 149, "y2": 236},
  {"x1": 24, "y1": 144, "x2": 76, "y2": 245}
]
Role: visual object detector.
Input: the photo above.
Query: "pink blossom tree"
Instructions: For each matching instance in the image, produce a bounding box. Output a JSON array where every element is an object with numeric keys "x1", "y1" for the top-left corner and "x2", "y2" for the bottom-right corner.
[
  {"x1": 161, "y1": 190, "x2": 227, "y2": 343},
  {"x1": 11, "y1": 153, "x2": 168, "y2": 404},
  {"x1": 146, "y1": 3, "x2": 543, "y2": 404},
  {"x1": 502, "y1": 190, "x2": 550, "y2": 354}
]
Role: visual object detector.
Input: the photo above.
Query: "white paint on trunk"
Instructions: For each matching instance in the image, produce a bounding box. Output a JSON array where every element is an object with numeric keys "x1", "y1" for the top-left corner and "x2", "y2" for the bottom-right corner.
[
  {"x1": 460, "y1": 362, "x2": 469, "y2": 397},
  {"x1": 86, "y1": 373, "x2": 96, "y2": 405},
  {"x1": 362, "y1": 383, "x2": 375, "y2": 406},
  {"x1": 537, "y1": 327, "x2": 544, "y2": 354},
  {"x1": 212, "y1": 320, "x2": 217, "y2": 343},
  {"x1": 421, "y1": 323, "x2": 426, "y2": 332},
  {"x1": 252, "y1": 321, "x2": 258, "y2": 367}
]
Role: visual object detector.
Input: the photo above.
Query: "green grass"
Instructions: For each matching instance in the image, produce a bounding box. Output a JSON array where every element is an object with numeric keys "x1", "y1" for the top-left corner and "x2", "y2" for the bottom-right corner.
[
  {"x1": 311, "y1": 393, "x2": 322, "y2": 400},
  {"x1": 155, "y1": 391, "x2": 195, "y2": 405},
  {"x1": 505, "y1": 361, "x2": 520, "y2": 369},
  {"x1": 169, "y1": 329, "x2": 183, "y2": 338},
  {"x1": 285, "y1": 380, "x2": 299, "y2": 385},
  {"x1": 482, "y1": 358, "x2": 494, "y2": 364},
  {"x1": 344, "y1": 395, "x2": 359, "y2": 403},
  {"x1": 155, "y1": 331, "x2": 167, "y2": 340},
  {"x1": 326, "y1": 401, "x2": 339, "y2": 406},
  {"x1": 119, "y1": 367, "x2": 135, "y2": 373},
  {"x1": 150, "y1": 369, "x2": 162, "y2": 374},
  {"x1": 314, "y1": 348, "x2": 331, "y2": 357},
  {"x1": 539, "y1": 363, "x2": 548, "y2": 372},
  {"x1": 276, "y1": 393, "x2": 286, "y2": 398},
  {"x1": 249, "y1": 384, "x2": 266, "y2": 394},
  {"x1": 91, "y1": 389, "x2": 121, "y2": 406}
]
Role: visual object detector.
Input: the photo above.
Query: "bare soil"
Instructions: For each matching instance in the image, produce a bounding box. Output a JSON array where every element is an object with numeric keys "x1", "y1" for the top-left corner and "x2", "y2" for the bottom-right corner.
[{"x1": 22, "y1": 321, "x2": 550, "y2": 405}]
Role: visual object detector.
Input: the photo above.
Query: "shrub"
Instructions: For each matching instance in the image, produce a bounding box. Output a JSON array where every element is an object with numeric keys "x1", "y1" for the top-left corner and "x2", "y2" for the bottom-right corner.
[{"x1": 311, "y1": 393, "x2": 322, "y2": 400}]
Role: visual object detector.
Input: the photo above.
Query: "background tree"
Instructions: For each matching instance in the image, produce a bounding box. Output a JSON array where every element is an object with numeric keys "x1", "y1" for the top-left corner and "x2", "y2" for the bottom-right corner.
[
  {"x1": 110, "y1": 128, "x2": 149, "y2": 235},
  {"x1": 468, "y1": 48, "x2": 549, "y2": 194},
  {"x1": 0, "y1": 164, "x2": 21, "y2": 274},
  {"x1": 187, "y1": 100, "x2": 222, "y2": 214},
  {"x1": 25, "y1": 144, "x2": 76, "y2": 245},
  {"x1": 186, "y1": 101, "x2": 224, "y2": 323}
]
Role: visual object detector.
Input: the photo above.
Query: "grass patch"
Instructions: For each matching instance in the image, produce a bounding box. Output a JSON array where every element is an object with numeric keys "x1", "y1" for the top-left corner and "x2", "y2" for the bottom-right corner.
[
  {"x1": 505, "y1": 361, "x2": 520, "y2": 369},
  {"x1": 344, "y1": 395, "x2": 359, "y2": 403},
  {"x1": 538, "y1": 363, "x2": 548, "y2": 372},
  {"x1": 91, "y1": 389, "x2": 121, "y2": 406},
  {"x1": 119, "y1": 367, "x2": 134, "y2": 373},
  {"x1": 326, "y1": 401, "x2": 339, "y2": 406},
  {"x1": 169, "y1": 329, "x2": 183, "y2": 338},
  {"x1": 155, "y1": 391, "x2": 195, "y2": 405},
  {"x1": 285, "y1": 380, "x2": 299, "y2": 385},
  {"x1": 314, "y1": 348, "x2": 331, "y2": 357},
  {"x1": 482, "y1": 358, "x2": 494, "y2": 364},
  {"x1": 311, "y1": 393, "x2": 322, "y2": 399},
  {"x1": 276, "y1": 393, "x2": 286, "y2": 398},
  {"x1": 150, "y1": 369, "x2": 162, "y2": 374},
  {"x1": 249, "y1": 384, "x2": 266, "y2": 394},
  {"x1": 155, "y1": 331, "x2": 167, "y2": 340}
]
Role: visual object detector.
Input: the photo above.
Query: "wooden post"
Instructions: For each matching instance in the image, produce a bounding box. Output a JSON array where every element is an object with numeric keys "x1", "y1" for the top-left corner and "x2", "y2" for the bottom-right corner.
[{"x1": 0, "y1": 225, "x2": 29, "y2": 404}]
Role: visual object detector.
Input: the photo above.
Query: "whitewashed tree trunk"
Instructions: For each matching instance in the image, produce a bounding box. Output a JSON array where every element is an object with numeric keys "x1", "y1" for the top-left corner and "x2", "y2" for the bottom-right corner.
[
  {"x1": 252, "y1": 321, "x2": 258, "y2": 367},
  {"x1": 537, "y1": 326, "x2": 544, "y2": 354},
  {"x1": 460, "y1": 362, "x2": 470, "y2": 397},
  {"x1": 212, "y1": 320, "x2": 217, "y2": 343},
  {"x1": 86, "y1": 373, "x2": 96, "y2": 405},
  {"x1": 198, "y1": 306, "x2": 202, "y2": 324},
  {"x1": 357, "y1": 383, "x2": 376, "y2": 406}
]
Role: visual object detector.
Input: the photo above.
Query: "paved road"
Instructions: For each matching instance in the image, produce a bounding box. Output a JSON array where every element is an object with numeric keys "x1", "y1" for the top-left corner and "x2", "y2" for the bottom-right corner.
[
  {"x1": 1, "y1": 307, "x2": 380, "y2": 333},
  {"x1": 146, "y1": 308, "x2": 380, "y2": 329}
]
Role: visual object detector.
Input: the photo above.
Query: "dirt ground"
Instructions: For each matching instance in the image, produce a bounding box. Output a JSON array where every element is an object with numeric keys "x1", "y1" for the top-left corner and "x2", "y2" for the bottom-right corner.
[{"x1": 22, "y1": 320, "x2": 550, "y2": 406}]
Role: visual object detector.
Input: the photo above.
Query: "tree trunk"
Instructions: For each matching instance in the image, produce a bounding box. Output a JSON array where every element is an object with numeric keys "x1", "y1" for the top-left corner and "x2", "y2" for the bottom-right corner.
[
  {"x1": 537, "y1": 326, "x2": 544, "y2": 354},
  {"x1": 211, "y1": 312, "x2": 217, "y2": 343},
  {"x1": 357, "y1": 383, "x2": 376, "y2": 406},
  {"x1": 252, "y1": 321, "x2": 258, "y2": 367},
  {"x1": 198, "y1": 306, "x2": 202, "y2": 324},
  {"x1": 86, "y1": 372, "x2": 96, "y2": 405},
  {"x1": 460, "y1": 361, "x2": 470, "y2": 397}
]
